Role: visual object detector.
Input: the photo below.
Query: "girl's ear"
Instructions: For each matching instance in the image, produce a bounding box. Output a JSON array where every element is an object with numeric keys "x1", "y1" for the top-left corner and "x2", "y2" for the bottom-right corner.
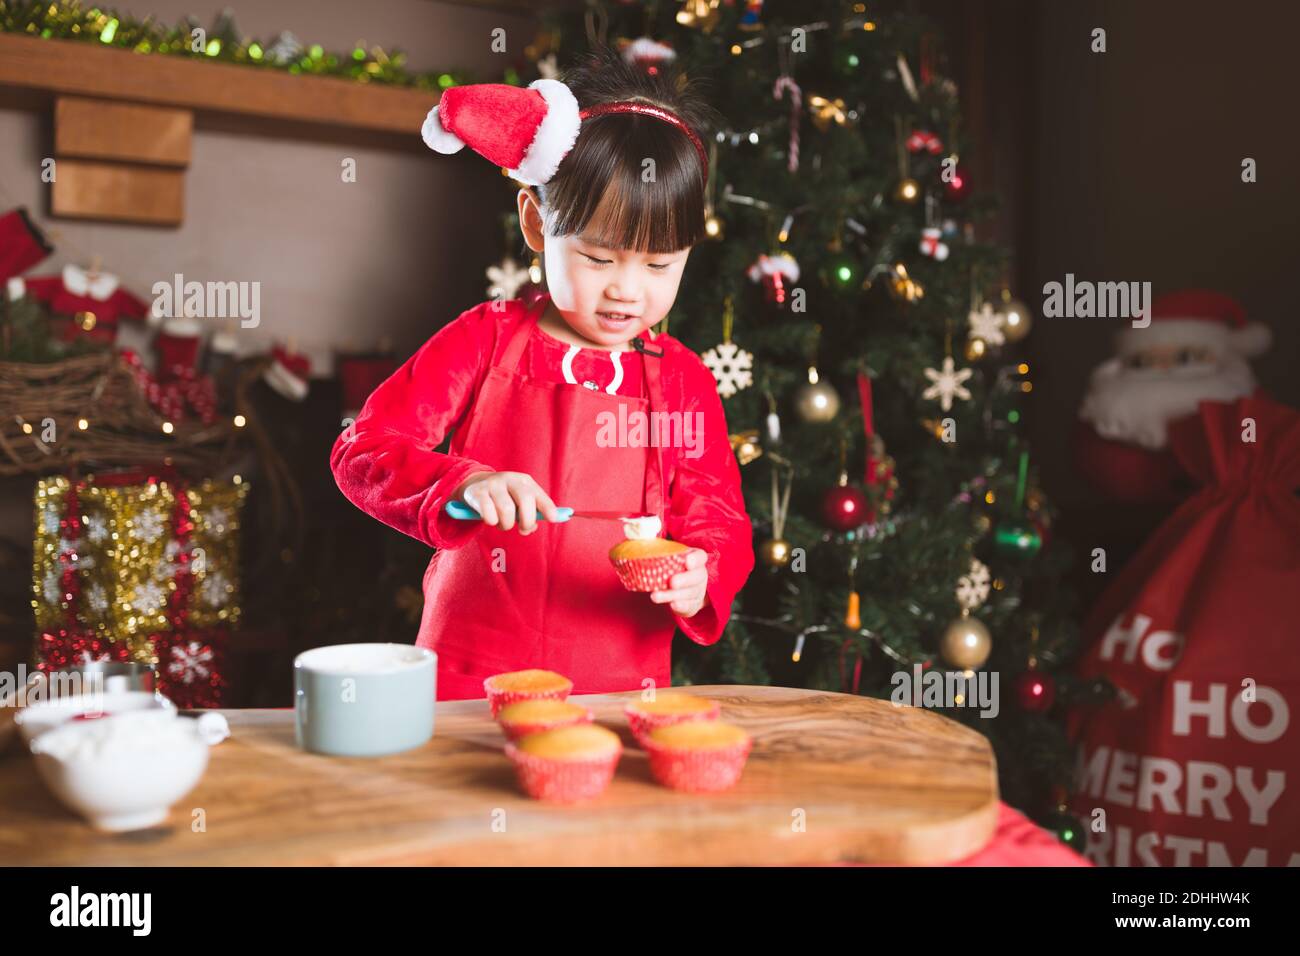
[{"x1": 517, "y1": 187, "x2": 547, "y2": 252}]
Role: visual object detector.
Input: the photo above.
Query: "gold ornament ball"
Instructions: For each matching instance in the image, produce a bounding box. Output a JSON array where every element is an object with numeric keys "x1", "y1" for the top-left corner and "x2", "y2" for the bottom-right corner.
[
  {"x1": 940, "y1": 615, "x2": 992, "y2": 669},
  {"x1": 760, "y1": 538, "x2": 792, "y2": 567},
  {"x1": 893, "y1": 177, "x2": 921, "y2": 203},
  {"x1": 965, "y1": 336, "x2": 987, "y2": 361},
  {"x1": 795, "y1": 381, "x2": 841, "y2": 422},
  {"x1": 1001, "y1": 299, "x2": 1033, "y2": 342}
]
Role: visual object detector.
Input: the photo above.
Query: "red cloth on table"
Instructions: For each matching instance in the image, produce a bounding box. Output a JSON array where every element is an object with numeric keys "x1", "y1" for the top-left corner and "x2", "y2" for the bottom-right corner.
[{"x1": 809, "y1": 802, "x2": 1092, "y2": 867}]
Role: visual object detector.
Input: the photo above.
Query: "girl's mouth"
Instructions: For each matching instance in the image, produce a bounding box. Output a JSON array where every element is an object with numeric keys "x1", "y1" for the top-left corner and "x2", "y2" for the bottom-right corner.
[{"x1": 597, "y1": 311, "x2": 638, "y2": 329}]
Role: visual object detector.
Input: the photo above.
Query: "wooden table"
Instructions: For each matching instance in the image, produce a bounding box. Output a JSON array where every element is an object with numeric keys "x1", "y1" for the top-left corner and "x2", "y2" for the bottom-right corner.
[{"x1": 0, "y1": 685, "x2": 1000, "y2": 866}]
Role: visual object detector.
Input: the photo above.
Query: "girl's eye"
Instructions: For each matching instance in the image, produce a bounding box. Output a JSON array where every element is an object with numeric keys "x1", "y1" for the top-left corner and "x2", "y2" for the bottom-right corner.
[
  {"x1": 582, "y1": 254, "x2": 611, "y2": 266},
  {"x1": 648, "y1": 263, "x2": 670, "y2": 272}
]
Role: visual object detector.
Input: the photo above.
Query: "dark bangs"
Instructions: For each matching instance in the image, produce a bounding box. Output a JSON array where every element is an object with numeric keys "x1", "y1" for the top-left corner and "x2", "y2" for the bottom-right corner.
[{"x1": 538, "y1": 113, "x2": 708, "y2": 255}]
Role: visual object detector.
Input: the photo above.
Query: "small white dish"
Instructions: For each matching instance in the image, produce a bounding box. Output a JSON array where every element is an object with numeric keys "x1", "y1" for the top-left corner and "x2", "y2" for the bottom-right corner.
[
  {"x1": 29, "y1": 710, "x2": 214, "y2": 832},
  {"x1": 14, "y1": 690, "x2": 175, "y2": 745}
]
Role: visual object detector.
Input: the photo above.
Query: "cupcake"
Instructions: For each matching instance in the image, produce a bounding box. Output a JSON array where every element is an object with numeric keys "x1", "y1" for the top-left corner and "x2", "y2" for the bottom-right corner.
[
  {"x1": 624, "y1": 692, "x2": 720, "y2": 743},
  {"x1": 643, "y1": 720, "x2": 752, "y2": 793},
  {"x1": 496, "y1": 699, "x2": 593, "y2": 741},
  {"x1": 609, "y1": 515, "x2": 690, "y2": 592},
  {"x1": 483, "y1": 669, "x2": 573, "y2": 717},
  {"x1": 504, "y1": 724, "x2": 622, "y2": 803}
]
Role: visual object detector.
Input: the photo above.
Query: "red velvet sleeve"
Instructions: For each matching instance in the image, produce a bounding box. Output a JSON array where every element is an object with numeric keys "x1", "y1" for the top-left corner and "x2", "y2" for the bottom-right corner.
[
  {"x1": 329, "y1": 301, "x2": 500, "y2": 550},
  {"x1": 14, "y1": 274, "x2": 62, "y2": 303},
  {"x1": 664, "y1": 349, "x2": 756, "y2": 646},
  {"x1": 109, "y1": 286, "x2": 149, "y2": 321}
]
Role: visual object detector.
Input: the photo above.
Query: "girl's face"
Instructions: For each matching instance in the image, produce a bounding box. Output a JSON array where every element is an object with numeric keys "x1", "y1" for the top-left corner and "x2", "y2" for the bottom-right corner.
[{"x1": 517, "y1": 187, "x2": 692, "y2": 348}]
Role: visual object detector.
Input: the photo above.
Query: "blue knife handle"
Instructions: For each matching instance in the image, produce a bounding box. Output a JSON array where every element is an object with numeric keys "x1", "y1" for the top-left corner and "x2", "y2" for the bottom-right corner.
[{"x1": 444, "y1": 500, "x2": 574, "y2": 522}]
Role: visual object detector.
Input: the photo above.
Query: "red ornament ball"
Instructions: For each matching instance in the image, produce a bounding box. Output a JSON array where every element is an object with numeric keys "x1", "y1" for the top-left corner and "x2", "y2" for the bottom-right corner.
[
  {"x1": 1016, "y1": 671, "x2": 1056, "y2": 712},
  {"x1": 942, "y1": 169, "x2": 970, "y2": 203},
  {"x1": 821, "y1": 484, "x2": 869, "y2": 532}
]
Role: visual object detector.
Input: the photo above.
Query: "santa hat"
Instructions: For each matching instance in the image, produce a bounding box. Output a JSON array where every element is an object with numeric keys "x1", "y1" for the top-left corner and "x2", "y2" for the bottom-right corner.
[
  {"x1": 747, "y1": 252, "x2": 801, "y2": 284},
  {"x1": 620, "y1": 38, "x2": 677, "y2": 71},
  {"x1": 1117, "y1": 289, "x2": 1271, "y2": 358},
  {"x1": 264, "y1": 344, "x2": 311, "y2": 401},
  {"x1": 0, "y1": 207, "x2": 53, "y2": 284},
  {"x1": 421, "y1": 79, "x2": 581, "y2": 187},
  {"x1": 421, "y1": 78, "x2": 708, "y2": 188}
]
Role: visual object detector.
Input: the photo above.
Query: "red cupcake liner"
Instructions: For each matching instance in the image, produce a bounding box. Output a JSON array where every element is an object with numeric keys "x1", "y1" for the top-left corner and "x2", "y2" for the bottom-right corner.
[
  {"x1": 498, "y1": 706, "x2": 594, "y2": 741},
  {"x1": 625, "y1": 699, "x2": 720, "y2": 744},
  {"x1": 643, "y1": 735, "x2": 752, "y2": 793},
  {"x1": 483, "y1": 678, "x2": 573, "y2": 717},
  {"x1": 610, "y1": 550, "x2": 690, "y2": 592},
  {"x1": 504, "y1": 741, "x2": 622, "y2": 803}
]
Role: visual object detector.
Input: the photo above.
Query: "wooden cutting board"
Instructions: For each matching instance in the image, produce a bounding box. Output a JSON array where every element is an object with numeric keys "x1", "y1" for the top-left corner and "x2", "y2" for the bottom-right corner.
[{"x1": 0, "y1": 684, "x2": 1000, "y2": 865}]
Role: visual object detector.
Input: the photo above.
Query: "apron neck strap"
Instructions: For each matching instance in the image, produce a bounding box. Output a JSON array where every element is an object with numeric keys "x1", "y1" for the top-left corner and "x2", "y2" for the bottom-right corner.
[
  {"x1": 641, "y1": 343, "x2": 669, "y2": 519},
  {"x1": 498, "y1": 294, "x2": 551, "y2": 371}
]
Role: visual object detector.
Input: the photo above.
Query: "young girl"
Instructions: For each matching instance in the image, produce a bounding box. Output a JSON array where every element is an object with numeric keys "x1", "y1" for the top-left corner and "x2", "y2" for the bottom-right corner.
[{"x1": 331, "y1": 47, "x2": 754, "y2": 701}]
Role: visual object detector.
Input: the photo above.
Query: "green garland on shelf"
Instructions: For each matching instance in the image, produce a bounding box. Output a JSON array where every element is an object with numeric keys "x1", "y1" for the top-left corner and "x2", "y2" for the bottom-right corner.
[{"x1": 0, "y1": 0, "x2": 513, "y2": 91}]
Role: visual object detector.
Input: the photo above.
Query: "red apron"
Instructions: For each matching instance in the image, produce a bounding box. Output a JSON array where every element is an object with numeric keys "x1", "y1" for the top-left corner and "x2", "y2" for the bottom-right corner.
[{"x1": 416, "y1": 295, "x2": 673, "y2": 700}]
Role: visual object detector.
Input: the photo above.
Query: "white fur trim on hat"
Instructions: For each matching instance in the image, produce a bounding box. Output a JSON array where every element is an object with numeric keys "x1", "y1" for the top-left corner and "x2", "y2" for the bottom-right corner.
[
  {"x1": 509, "y1": 78, "x2": 581, "y2": 187},
  {"x1": 747, "y1": 253, "x2": 801, "y2": 283},
  {"x1": 1117, "y1": 318, "x2": 1227, "y2": 355},
  {"x1": 421, "y1": 104, "x2": 465, "y2": 154},
  {"x1": 263, "y1": 359, "x2": 309, "y2": 401},
  {"x1": 1117, "y1": 317, "x2": 1271, "y2": 357},
  {"x1": 1230, "y1": 322, "x2": 1272, "y2": 357},
  {"x1": 7, "y1": 277, "x2": 24, "y2": 301}
]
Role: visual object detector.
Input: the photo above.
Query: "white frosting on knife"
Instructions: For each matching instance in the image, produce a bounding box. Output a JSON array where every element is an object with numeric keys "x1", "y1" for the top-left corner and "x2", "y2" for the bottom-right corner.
[{"x1": 620, "y1": 515, "x2": 662, "y2": 540}]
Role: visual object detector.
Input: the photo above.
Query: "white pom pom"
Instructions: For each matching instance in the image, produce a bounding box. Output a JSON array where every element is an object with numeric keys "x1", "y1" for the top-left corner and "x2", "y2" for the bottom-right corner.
[
  {"x1": 1230, "y1": 321, "x2": 1271, "y2": 357},
  {"x1": 421, "y1": 106, "x2": 465, "y2": 154}
]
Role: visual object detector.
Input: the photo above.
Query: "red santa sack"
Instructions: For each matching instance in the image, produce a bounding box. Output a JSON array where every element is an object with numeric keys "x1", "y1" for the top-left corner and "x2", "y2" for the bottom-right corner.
[{"x1": 1068, "y1": 395, "x2": 1300, "y2": 866}]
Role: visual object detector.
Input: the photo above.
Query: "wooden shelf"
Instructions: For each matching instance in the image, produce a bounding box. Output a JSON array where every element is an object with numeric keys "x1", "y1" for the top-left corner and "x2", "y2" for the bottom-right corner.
[{"x1": 0, "y1": 33, "x2": 438, "y2": 142}]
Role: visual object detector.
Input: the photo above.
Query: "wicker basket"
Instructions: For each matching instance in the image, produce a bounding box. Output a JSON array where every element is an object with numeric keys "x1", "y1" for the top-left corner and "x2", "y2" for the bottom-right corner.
[{"x1": 0, "y1": 352, "x2": 245, "y2": 476}]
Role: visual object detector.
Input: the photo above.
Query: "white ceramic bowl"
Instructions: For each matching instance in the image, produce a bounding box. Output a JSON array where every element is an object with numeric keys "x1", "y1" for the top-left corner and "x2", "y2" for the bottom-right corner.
[
  {"x1": 29, "y1": 710, "x2": 212, "y2": 832},
  {"x1": 14, "y1": 690, "x2": 175, "y2": 745}
]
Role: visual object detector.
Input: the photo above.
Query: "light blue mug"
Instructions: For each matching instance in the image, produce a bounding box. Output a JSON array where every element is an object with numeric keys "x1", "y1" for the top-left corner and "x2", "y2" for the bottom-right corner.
[{"x1": 293, "y1": 643, "x2": 436, "y2": 757}]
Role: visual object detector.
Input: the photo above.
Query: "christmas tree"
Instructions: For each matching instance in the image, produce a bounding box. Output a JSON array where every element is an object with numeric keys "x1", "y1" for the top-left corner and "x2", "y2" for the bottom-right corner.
[{"x1": 522, "y1": 1, "x2": 1106, "y2": 828}]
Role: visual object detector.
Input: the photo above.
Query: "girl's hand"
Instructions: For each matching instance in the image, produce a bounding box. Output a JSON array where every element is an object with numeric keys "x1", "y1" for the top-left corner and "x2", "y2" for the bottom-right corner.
[
  {"x1": 454, "y1": 471, "x2": 559, "y2": 535},
  {"x1": 650, "y1": 548, "x2": 710, "y2": 617}
]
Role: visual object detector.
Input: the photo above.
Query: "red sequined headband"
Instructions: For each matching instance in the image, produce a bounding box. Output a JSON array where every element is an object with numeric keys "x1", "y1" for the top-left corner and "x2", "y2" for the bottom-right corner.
[{"x1": 579, "y1": 101, "x2": 710, "y2": 182}]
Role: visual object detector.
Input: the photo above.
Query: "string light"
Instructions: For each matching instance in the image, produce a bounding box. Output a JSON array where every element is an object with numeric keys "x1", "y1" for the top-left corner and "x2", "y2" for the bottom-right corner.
[{"x1": 233, "y1": 414, "x2": 246, "y2": 427}]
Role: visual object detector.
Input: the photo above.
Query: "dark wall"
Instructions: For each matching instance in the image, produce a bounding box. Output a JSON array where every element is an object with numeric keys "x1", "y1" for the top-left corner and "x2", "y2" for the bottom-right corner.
[{"x1": 996, "y1": 0, "x2": 1297, "y2": 505}]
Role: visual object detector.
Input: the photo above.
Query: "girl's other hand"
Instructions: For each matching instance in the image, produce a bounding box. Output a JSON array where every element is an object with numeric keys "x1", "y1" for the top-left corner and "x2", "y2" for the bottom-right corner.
[
  {"x1": 454, "y1": 471, "x2": 558, "y2": 534},
  {"x1": 649, "y1": 548, "x2": 709, "y2": 617}
]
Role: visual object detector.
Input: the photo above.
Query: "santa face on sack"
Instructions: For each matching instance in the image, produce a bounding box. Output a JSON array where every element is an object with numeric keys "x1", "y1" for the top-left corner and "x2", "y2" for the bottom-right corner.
[{"x1": 1079, "y1": 290, "x2": 1270, "y2": 450}]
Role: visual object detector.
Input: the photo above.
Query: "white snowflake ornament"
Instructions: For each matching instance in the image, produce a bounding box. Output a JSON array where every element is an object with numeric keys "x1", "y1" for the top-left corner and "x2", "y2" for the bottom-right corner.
[
  {"x1": 130, "y1": 508, "x2": 166, "y2": 545},
  {"x1": 701, "y1": 341, "x2": 754, "y2": 399},
  {"x1": 131, "y1": 580, "x2": 167, "y2": 614},
  {"x1": 485, "y1": 257, "x2": 531, "y2": 301},
  {"x1": 922, "y1": 356, "x2": 973, "y2": 412},
  {"x1": 201, "y1": 571, "x2": 232, "y2": 608},
  {"x1": 536, "y1": 53, "x2": 559, "y2": 79},
  {"x1": 84, "y1": 513, "x2": 109, "y2": 544},
  {"x1": 956, "y1": 558, "x2": 991, "y2": 611},
  {"x1": 169, "y1": 641, "x2": 214, "y2": 685},
  {"x1": 967, "y1": 302, "x2": 1005, "y2": 346},
  {"x1": 86, "y1": 583, "x2": 109, "y2": 614}
]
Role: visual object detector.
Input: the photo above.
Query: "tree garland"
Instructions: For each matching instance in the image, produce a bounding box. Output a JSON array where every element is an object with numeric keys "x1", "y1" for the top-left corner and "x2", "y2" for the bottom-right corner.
[{"x1": 0, "y1": 0, "x2": 496, "y2": 91}]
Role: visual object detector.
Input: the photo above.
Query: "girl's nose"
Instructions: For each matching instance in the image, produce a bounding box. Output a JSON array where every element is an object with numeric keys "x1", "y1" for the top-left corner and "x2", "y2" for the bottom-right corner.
[{"x1": 607, "y1": 279, "x2": 640, "y2": 305}]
